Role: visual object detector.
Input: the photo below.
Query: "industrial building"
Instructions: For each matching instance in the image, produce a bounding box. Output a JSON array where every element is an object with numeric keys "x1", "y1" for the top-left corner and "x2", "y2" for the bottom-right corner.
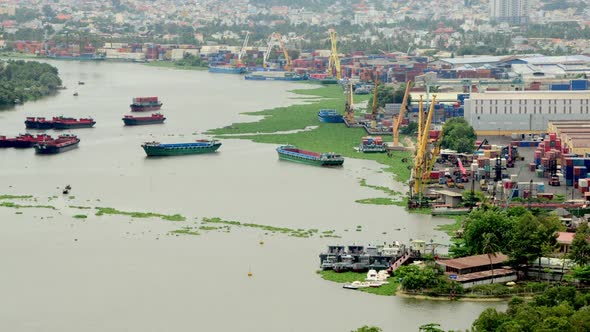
[
  {"x1": 464, "y1": 91, "x2": 590, "y2": 134},
  {"x1": 547, "y1": 120, "x2": 590, "y2": 155}
]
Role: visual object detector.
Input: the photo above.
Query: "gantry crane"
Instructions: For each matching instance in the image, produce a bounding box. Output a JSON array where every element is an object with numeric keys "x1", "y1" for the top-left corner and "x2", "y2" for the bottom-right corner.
[
  {"x1": 370, "y1": 76, "x2": 380, "y2": 130},
  {"x1": 392, "y1": 81, "x2": 412, "y2": 147},
  {"x1": 263, "y1": 32, "x2": 291, "y2": 71},
  {"x1": 409, "y1": 95, "x2": 437, "y2": 208},
  {"x1": 327, "y1": 29, "x2": 341, "y2": 80}
]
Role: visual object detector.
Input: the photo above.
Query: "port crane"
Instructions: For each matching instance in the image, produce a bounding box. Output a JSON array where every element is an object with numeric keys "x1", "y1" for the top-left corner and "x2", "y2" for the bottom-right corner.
[
  {"x1": 263, "y1": 32, "x2": 291, "y2": 71},
  {"x1": 370, "y1": 76, "x2": 380, "y2": 130},
  {"x1": 237, "y1": 32, "x2": 250, "y2": 65},
  {"x1": 409, "y1": 95, "x2": 437, "y2": 208},
  {"x1": 344, "y1": 82, "x2": 355, "y2": 123},
  {"x1": 327, "y1": 29, "x2": 341, "y2": 80},
  {"x1": 392, "y1": 81, "x2": 412, "y2": 147}
]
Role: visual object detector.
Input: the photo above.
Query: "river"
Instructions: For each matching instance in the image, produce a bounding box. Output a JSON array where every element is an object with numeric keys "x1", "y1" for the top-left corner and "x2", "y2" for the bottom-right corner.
[{"x1": 0, "y1": 60, "x2": 505, "y2": 332}]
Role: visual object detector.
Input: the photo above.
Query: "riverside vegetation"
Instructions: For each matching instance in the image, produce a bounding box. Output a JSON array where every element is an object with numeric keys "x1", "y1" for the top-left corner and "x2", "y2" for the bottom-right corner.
[{"x1": 0, "y1": 60, "x2": 62, "y2": 105}]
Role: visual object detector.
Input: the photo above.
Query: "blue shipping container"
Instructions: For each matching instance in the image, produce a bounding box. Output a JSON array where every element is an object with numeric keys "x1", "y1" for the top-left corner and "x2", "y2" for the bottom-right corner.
[
  {"x1": 550, "y1": 84, "x2": 571, "y2": 91},
  {"x1": 571, "y1": 80, "x2": 589, "y2": 90}
]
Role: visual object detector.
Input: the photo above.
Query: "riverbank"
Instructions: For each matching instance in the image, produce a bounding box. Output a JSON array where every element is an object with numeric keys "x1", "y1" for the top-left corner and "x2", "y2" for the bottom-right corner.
[{"x1": 207, "y1": 85, "x2": 413, "y2": 183}]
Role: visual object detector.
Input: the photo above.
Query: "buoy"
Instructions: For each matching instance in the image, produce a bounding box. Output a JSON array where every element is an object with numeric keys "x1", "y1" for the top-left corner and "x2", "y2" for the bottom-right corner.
[
  {"x1": 259, "y1": 240, "x2": 264, "y2": 245},
  {"x1": 248, "y1": 271, "x2": 253, "y2": 277}
]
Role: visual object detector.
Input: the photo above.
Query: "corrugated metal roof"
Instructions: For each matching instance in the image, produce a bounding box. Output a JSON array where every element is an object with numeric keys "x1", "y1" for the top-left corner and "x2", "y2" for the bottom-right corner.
[
  {"x1": 469, "y1": 91, "x2": 590, "y2": 100},
  {"x1": 438, "y1": 253, "x2": 508, "y2": 270}
]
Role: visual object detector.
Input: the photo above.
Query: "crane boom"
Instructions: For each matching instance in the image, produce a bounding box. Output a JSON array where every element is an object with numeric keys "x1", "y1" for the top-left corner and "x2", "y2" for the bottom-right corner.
[
  {"x1": 370, "y1": 76, "x2": 380, "y2": 130},
  {"x1": 277, "y1": 35, "x2": 291, "y2": 72},
  {"x1": 425, "y1": 126, "x2": 444, "y2": 183},
  {"x1": 327, "y1": 29, "x2": 341, "y2": 80},
  {"x1": 417, "y1": 95, "x2": 423, "y2": 145},
  {"x1": 344, "y1": 82, "x2": 355, "y2": 123},
  {"x1": 413, "y1": 95, "x2": 437, "y2": 198},
  {"x1": 393, "y1": 81, "x2": 412, "y2": 146},
  {"x1": 238, "y1": 32, "x2": 249, "y2": 63}
]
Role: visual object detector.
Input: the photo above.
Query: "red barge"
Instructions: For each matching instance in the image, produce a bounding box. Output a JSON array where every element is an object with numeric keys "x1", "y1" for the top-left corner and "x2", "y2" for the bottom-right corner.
[
  {"x1": 34, "y1": 134, "x2": 80, "y2": 154},
  {"x1": 122, "y1": 113, "x2": 166, "y2": 126},
  {"x1": 0, "y1": 134, "x2": 53, "y2": 148},
  {"x1": 130, "y1": 97, "x2": 163, "y2": 112}
]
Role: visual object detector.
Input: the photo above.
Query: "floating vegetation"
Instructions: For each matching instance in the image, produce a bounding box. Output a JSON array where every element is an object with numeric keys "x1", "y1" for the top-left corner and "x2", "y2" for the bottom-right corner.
[
  {"x1": 68, "y1": 196, "x2": 76, "y2": 199},
  {"x1": 317, "y1": 270, "x2": 399, "y2": 296},
  {"x1": 358, "y1": 179, "x2": 402, "y2": 197},
  {"x1": 0, "y1": 194, "x2": 33, "y2": 200},
  {"x1": 355, "y1": 198, "x2": 399, "y2": 205},
  {"x1": 170, "y1": 227, "x2": 200, "y2": 236},
  {"x1": 198, "y1": 225, "x2": 221, "y2": 231},
  {"x1": 203, "y1": 217, "x2": 325, "y2": 238},
  {"x1": 95, "y1": 207, "x2": 186, "y2": 221},
  {"x1": 73, "y1": 214, "x2": 87, "y2": 219},
  {"x1": 0, "y1": 202, "x2": 56, "y2": 210},
  {"x1": 69, "y1": 205, "x2": 92, "y2": 210}
]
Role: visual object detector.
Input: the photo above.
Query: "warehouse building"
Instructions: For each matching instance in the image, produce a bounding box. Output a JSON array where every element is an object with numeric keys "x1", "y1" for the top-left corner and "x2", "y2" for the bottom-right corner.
[{"x1": 464, "y1": 91, "x2": 590, "y2": 135}]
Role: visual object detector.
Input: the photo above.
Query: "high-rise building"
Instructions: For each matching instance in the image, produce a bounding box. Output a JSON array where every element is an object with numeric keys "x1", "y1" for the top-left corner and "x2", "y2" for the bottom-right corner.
[{"x1": 490, "y1": 0, "x2": 530, "y2": 25}]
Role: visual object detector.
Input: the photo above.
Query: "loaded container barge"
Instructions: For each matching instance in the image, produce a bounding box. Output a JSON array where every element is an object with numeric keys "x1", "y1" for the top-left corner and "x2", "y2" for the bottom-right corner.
[
  {"x1": 34, "y1": 135, "x2": 80, "y2": 154},
  {"x1": 276, "y1": 145, "x2": 344, "y2": 167},
  {"x1": 25, "y1": 117, "x2": 55, "y2": 129},
  {"x1": 123, "y1": 113, "x2": 166, "y2": 126},
  {"x1": 359, "y1": 136, "x2": 386, "y2": 153},
  {"x1": 130, "y1": 97, "x2": 163, "y2": 112},
  {"x1": 208, "y1": 65, "x2": 247, "y2": 74},
  {"x1": 141, "y1": 139, "x2": 221, "y2": 157}
]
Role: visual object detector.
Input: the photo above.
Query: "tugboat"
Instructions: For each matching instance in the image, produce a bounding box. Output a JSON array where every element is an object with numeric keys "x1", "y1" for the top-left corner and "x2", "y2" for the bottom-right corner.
[
  {"x1": 13, "y1": 134, "x2": 53, "y2": 148},
  {"x1": 359, "y1": 136, "x2": 387, "y2": 153},
  {"x1": 122, "y1": 113, "x2": 166, "y2": 126},
  {"x1": 52, "y1": 117, "x2": 96, "y2": 129},
  {"x1": 317, "y1": 109, "x2": 344, "y2": 123},
  {"x1": 130, "y1": 97, "x2": 163, "y2": 112},
  {"x1": 25, "y1": 117, "x2": 55, "y2": 129},
  {"x1": 34, "y1": 134, "x2": 80, "y2": 154},
  {"x1": 276, "y1": 145, "x2": 344, "y2": 167},
  {"x1": 141, "y1": 139, "x2": 221, "y2": 157}
]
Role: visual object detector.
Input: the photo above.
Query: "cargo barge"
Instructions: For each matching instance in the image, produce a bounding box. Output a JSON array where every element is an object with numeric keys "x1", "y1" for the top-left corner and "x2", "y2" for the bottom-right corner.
[
  {"x1": 1, "y1": 134, "x2": 53, "y2": 148},
  {"x1": 359, "y1": 136, "x2": 387, "y2": 153},
  {"x1": 48, "y1": 53, "x2": 106, "y2": 61},
  {"x1": 276, "y1": 145, "x2": 344, "y2": 167},
  {"x1": 53, "y1": 117, "x2": 96, "y2": 129},
  {"x1": 25, "y1": 117, "x2": 55, "y2": 129},
  {"x1": 142, "y1": 139, "x2": 221, "y2": 157},
  {"x1": 34, "y1": 135, "x2": 80, "y2": 154},
  {"x1": 208, "y1": 65, "x2": 247, "y2": 74},
  {"x1": 130, "y1": 97, "x2": 163, "y2": 112},
  {"x1": 245, "y1": 71, "x2": 307, "y2": 81},
  {"x1": 122, "y1": 113, "x2": 166, "y2": 126},
  {"x1": 318, "y1": 109, "x2": 344, "y2": 123}
]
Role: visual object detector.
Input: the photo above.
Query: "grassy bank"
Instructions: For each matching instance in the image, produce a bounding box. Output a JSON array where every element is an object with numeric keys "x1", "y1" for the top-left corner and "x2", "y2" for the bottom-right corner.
[
  {"x1": 207, "y1": 85, "x2": 413, "y2": 183},
  {"x1": 317, "y1": 270, "x2": 399, "y2": 296}
]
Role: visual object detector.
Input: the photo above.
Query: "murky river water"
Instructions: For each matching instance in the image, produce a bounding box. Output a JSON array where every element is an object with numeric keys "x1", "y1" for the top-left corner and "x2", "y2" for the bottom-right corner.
[{"x1": 0, "y1": 61, "x2": 504, "y2": 331}]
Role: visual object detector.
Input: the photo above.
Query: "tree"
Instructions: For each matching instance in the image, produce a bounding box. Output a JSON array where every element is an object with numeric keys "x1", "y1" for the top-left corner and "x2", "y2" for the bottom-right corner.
[
  {"x1": 39, "y1": 72, "x2": 61, "y2": 89},
  {"x1": 569, "y1": 223, "x2": 590, "y2": 266},
  {"x1": 418, "y1": 323, "x2": 445, "y2": 332},
  {"x1": 461, "y1": 207, "x2": 514, "y2": 256},
  {"x1": 440, "y1": 118, "x2": 476, "y2": 153},
  {"x1": 482, "y1": 233, "x2": 500, "y2": 283},
  {"x1": 368, "y1": 84, "x2": 412, "y2": 109},
  {"x1": 351, "y1": 326, "x2": 382, "y2": 332},
  {"x1": 508, "y1": 213, "x2": 561, "y2": 268}
]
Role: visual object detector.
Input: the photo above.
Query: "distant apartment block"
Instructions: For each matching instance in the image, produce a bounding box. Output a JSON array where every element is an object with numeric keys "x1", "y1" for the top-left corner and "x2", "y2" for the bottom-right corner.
[{"x1": 490, "y1": 0, "x2": 530, "y2": 25}]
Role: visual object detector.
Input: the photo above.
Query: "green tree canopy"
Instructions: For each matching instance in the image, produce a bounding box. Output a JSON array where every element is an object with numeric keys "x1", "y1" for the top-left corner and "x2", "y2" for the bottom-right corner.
[
  {"x1": 569, "y1": 223, "x2": 590, "y2": 266},
  {"x1": 440, "y1": 118, "x2": 476, "y2": 153}
]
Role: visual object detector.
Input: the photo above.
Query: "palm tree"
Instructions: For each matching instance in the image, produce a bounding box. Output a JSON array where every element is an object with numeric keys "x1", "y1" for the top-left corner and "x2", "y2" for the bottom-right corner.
[{"x1": 483, "y1": 233, "x2": 500, "y2": 283}]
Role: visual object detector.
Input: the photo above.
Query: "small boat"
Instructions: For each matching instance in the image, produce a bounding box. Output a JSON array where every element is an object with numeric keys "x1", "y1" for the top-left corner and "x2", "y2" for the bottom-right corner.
[
  {"x1": 34, "y1": 134, "x2": 80, "y2": 154},
  {"x1": 431, "y1": 205, "x2": 471, "y2": 216},
  {"x1": 78, "y1": 81, "x2": 85, "y2": 85},
  {"x1": 276, "y1": 145, "x2": 344, "y2": 167},
  {"x1": 343, "y1": 281, "x2": 370, "y2": 290},
  {"x1": 359, "y1": 136, "x2": 387, "y2": 153},
  {"x1": 13, "y1": 134, "x2": 53, "y2": 148},
  {"x1": 25, "y1": 117, "x2": 55, "y2": 129},
  {"x1": 73, "y1": 92, "x2": 78, "y2": 96},
  {"x1": 318, "y1": 109, "x2": 344, "y2": 123},
  {"x1": 141, "y1": 139, "x2": 221, "y2": 157},
  {"x1": 52, "y1": 116, "x2": 96, "y2": 129},
  {"x1": 122, "y1": 113, "x2": 166, "y2": 126},
  {"x1": 130, "y1": 97, "x2": 163, "y2": 112}
]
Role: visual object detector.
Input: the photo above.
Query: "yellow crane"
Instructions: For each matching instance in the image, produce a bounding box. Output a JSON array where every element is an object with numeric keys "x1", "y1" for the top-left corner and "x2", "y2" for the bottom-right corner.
[
  {"x1": 424, "y1": 126, "x2": 444, "y2": 184},
  {"x1": 392, "y1": 81, "x2": 412, "y2": 147},
  {"x1": 327, "y1": 29, "x2": 341, "y2": 80},
  {"x1": 412, "y1": 95, "x2": 437, "y2": 202},
  {"x1": 344, "y1": 81, "x2": 355, "y2": 123},
  {"x1": 417, "y1": 95, "x2": 424, "y2": 144},
  {"x1": 263, "y1": 32, "x2": 291, "y2": 71},
  {"x1": 370, "y1": 76, "x2": 380, "y2": 130},
  {"x1": 277, "y1": 34, "x2": 292, "y2": 72}
]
